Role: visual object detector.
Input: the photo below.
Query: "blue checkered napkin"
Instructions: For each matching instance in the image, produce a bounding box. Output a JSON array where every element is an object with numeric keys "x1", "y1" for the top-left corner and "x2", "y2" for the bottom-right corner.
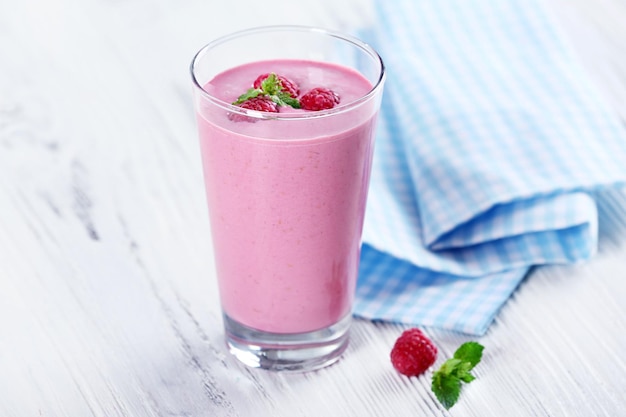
[{"x1": 354, "y1": 0, "x2": 626, "y2": 335}]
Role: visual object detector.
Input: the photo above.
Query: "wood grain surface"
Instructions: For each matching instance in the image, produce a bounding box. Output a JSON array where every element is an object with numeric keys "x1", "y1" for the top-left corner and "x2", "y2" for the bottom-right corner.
[{"x1": 1, "y1": 0, "x2": 625, "y2": 416}]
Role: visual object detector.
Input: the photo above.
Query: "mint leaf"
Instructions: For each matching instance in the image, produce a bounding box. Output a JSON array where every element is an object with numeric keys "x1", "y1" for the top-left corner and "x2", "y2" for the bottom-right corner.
[
  {"x1": 261, "y1": 73, "x2": 280, "y2": 95},
  {"x1": 458, "y1": 372, "x2": 476, "y2": 383},
  {"x1": 277, "y1": 92, "x2": 301, "y2": 109},
  {"x1": 233, "y1": 88, "x2": 262, "y2": 105},
  {"x1": 453, "y1": 341, "x2": 484, "y2": 369},
  {"x1": 431, "y1": 342, "x2": 484, "y2": 410},
  {"x1": 438, "y1": 358, "x2": 462, "y2": 377},
  {"x1": 267, "y1": 94, "x2": 301, "y2": 109},
  {"x1": 454, "y1": 361, "x2": 476, "y2": 383},
  {"x1": 432, "y1": 372, "x2": 460, "y2": 410}
]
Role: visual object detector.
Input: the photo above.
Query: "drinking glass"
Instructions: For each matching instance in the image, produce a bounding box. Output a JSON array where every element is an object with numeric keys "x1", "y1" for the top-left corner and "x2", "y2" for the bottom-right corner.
[{"x1": 191, "y1": 25, "x2": 385, "y2": 371}]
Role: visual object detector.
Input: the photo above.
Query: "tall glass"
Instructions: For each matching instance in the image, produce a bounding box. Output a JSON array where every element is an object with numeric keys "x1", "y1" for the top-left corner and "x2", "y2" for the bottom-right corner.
[{"x1": 191, "y1": 26, "x2": 385, "y2": 371}]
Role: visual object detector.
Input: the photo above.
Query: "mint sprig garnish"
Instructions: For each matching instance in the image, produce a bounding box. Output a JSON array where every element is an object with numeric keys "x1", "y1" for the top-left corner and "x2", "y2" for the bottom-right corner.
[
  {"x1": 233, "y1": 88, "x2": 262, "y2": 104},
  {"x1": 431, "y1": 341, "x2": 484, "y2": 410},
  {"x1": 233, "y1": 73, "x2": 301, "y2": 109}
]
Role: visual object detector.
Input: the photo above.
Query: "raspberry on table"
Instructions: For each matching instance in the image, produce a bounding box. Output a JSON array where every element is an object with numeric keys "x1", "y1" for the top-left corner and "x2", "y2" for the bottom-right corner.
[
  {"x1": 390, "y1": 328, "x2": 438, "y2": 377},
  {"x1": 229, "y1": 97, "x2": 278, "y2": 122},
  {"x1": 300, "y1": 87, "x2": 340, "y2": 111},
  {"x1": 253, "y1": 73, "x2": 300, "y2": 98}
]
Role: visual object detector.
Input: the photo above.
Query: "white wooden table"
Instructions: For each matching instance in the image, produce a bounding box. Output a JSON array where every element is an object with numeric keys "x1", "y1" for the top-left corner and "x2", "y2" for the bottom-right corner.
[{"x1": 1, "y1": 1, "x2": 625, "y2": 416}]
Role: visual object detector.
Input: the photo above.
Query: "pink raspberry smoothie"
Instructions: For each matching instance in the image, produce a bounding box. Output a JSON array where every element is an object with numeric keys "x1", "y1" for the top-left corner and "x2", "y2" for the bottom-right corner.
[{"x1": 196, "y1": 59, "x2": 379, "y2": 334}]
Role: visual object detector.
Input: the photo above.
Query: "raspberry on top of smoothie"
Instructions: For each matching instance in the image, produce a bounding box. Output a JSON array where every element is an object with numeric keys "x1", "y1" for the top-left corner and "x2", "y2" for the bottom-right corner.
[{"x1": 232, "y1": 71, "x2": 341, "y2": 120}]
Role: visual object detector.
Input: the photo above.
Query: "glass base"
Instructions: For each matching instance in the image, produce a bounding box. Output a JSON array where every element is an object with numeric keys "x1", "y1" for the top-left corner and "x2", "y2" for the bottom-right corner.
[{"x1": 223, "y1": 313, "x2": 351, "y2": 372}]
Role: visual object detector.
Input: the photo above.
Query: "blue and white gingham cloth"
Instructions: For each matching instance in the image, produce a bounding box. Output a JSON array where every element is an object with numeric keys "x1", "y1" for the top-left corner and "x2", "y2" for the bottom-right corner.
[{"x1": 354, "y1": 0, "x2": 626, "y2": 335}]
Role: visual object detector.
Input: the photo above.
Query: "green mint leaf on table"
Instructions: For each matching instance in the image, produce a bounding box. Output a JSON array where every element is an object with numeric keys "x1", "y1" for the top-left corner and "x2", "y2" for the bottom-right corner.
[
  {"x1": 454, "y1": 341, "x2": 484, "y2": 368},
  {"x1": 431, "y1": 341, "x2": 484, "y2": 410},
  {"x1": 455, "y1": 361, "x2": 476, "y2": 383},
  {"x1": 233, "y1": 72, "x2": 300, "y2": 108},
  {"x1": 432, "y1": 371, "x2": 461, "y2": 410}
]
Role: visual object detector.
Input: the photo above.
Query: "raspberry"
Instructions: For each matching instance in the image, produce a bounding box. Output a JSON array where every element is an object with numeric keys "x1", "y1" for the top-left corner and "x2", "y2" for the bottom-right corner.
[
  {"x1": 390, "y1": 328, "x2": 438, "y2": 377},
  {"x1": 300, "y1": 87, "x2": 340, "y2": 111},
  {"x1": 253, "y1": 73, "x2": 299, "y2": 98},
  {"x1": 229, "y1": 97, "x2": 278, "y2": 122},
  {"x1": 238, "y1": 96, "x2": 278, "y2": 112}
]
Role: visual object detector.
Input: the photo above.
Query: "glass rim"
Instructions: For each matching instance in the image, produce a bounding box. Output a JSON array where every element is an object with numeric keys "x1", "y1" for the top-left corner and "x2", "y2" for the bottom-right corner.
[{"x1": 190, "y1": 25, "x2": 386, "y2": 121}]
